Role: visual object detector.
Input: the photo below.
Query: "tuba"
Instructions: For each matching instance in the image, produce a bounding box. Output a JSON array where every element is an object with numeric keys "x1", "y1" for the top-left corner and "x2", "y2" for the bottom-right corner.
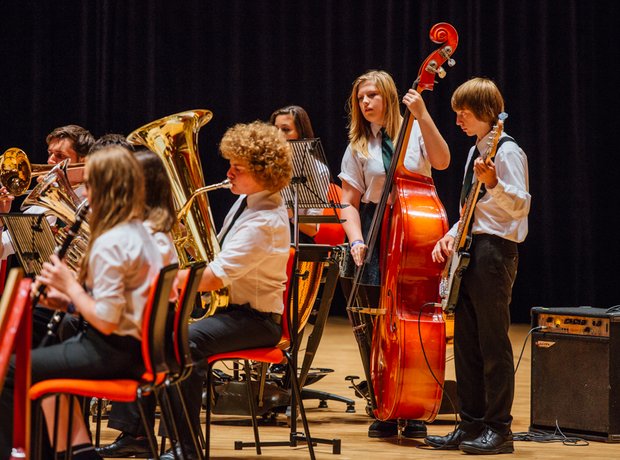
[
  {"x1": 22, "y1": 160, "x2": 90, "y2": 272},
  {"x1": 127, "y1": 110, "x2": 229, "y2": 316}
]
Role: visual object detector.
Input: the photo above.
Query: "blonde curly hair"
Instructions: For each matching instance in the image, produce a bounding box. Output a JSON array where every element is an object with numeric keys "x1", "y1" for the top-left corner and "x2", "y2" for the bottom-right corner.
[{"x1": 220, "y1": 121, "x2": 293, "y2": 192}]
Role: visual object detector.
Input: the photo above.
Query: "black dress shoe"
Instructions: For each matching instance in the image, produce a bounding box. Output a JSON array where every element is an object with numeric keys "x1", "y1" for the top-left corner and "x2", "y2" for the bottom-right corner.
[
  {"x1": 402, "y1": 420, "x2": 427, "y2": 439},
  {"x1": 459, "y1": 427, "x2": 514, "y2": 454},
  {"x1": 368, "y1": 419, "x2": 398, "y2": 438},
  {"x1": 95, "y1": 432, "x2": 151, "y2": 458},
  {"x1": 424, "y1": 423, "x2": 484, "y2": 450},
  {"x1": 156, "y1": 444, "x2": 199, "y2": 460}
]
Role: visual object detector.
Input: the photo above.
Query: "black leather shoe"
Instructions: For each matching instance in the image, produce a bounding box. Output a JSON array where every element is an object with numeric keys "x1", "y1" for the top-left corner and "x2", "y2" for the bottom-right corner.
[
  {"x1": 402, "y1": 420, "x2": 427, "y2": 439},
  {"x1": 368, "y1": 419, "x2": 398, "y2": 438},
  {"x1": 156, "y1": 444, "x2": 199, "y2": 460},
  {"x1": 459, "y1": 427, "x2": 514, "y2": 454},
  {"x1": 95, "y1": 432, "x2": 151, "y2": 458},
  {"x1": 424, "y1": 423, "x2": 484, "y2": 450}
]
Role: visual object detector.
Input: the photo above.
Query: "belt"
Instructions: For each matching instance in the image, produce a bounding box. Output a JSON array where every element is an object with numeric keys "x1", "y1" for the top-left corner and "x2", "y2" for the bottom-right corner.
[
  {"x1": 256, "y1": 311, "x2": 281, "y2": 325},
  {"x1": 228, "y1": 303, "x2": 282, "y2": 325},
  {"x1": 267, "y1": 313, "x2": 282, "y2": 325}
]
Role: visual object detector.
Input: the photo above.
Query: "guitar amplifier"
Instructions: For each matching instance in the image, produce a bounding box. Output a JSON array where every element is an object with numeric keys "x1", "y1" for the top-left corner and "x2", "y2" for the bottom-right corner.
[{"x1": 530, "y1": 306, "x2": 620, "y2": 442}]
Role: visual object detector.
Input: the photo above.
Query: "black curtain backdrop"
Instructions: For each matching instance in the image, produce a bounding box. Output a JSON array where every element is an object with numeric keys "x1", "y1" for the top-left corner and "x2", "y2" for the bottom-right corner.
[{"x1": 1, "y1": 0, "x2": 618, "y2": 323}]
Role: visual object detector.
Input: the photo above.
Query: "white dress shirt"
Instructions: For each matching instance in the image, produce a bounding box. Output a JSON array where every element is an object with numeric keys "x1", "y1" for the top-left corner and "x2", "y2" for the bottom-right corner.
[
  {"x1": 88, "y1": 219, "x2": 163, "y2": 340},
  {"x1": 338, "y1": 121, "x2": 431, "y2": 203},
  {"x1": 448, "y1": 132, "x2": 530, "y2": 243},
  {"x1": 210, "y1": 190, "x2": 290, "y2": 314}
]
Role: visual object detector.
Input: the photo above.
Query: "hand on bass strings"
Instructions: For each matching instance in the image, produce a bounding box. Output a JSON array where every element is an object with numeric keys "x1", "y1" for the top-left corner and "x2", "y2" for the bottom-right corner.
[
  {"x1": 350, "y1": 240, "x2": 368, "y2": 266},
  {"x1": 431, "y1": 234, "x2": 455, "y2": 263}
]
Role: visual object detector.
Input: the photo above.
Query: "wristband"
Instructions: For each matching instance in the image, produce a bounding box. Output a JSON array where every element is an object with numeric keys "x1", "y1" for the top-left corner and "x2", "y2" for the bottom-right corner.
[
  {"x1": 350, "y1": 239, "x2": 364, "y2": 248},
  {"x1": 67, "y1": 302, "x2": 77, "y2": 314}
]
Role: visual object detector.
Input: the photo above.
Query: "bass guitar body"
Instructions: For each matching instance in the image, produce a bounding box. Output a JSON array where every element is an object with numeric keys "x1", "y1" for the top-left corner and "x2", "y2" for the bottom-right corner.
[
  {"x1": 371, "y1": 173, "x2": 449, "y2": 421},
  {"x1": 439, "y1": 245, "x2": 471, "y2": 314}
]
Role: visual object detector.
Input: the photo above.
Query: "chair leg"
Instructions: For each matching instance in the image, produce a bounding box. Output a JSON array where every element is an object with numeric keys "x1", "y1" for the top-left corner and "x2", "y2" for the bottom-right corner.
[
  {"x1": 66, "y1": 396, "x2": 75, "y2": 460},
  {"x1": 52, "y1": 394, "x2": 60, "y2": 460},
  {"x1": 205, "y1": 364, "x2": 213, "y2": 459},
  {"x1": 135, "y1": 389, "x2": 160, "y2": 460},
  {"x1": 172, "y1": 381, "x2": 206, "y2": 458},
  {"x1": 242, "y1": 360, "x2": 262, "y2": 455},
  {"x1": 94, "y1": 398, "x2": 102, "y2": 447},
  {"x1": 157, "y1": 387, "x2": 186, "y2": 460},
  {"x1": 33, "y1": 399, "x2": 44, "y2": 460},
  {"x1": 285, "y1": 351, "x2": 316, "y2": 460}
]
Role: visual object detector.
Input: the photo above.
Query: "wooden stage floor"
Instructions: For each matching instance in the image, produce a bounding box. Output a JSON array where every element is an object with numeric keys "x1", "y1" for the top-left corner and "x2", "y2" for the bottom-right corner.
[{"x1": 97, "y1": 317, "x2": 618, "y2": 459}]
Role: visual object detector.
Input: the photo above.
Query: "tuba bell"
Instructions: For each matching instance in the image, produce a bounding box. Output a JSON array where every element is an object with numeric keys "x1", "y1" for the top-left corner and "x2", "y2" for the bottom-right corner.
[
  {"x1": 127, "y1": 109, "x2": 229, "y2": 316},
  {"x1": 22, "y1": 160, "x2": 90, "y2": 272}
]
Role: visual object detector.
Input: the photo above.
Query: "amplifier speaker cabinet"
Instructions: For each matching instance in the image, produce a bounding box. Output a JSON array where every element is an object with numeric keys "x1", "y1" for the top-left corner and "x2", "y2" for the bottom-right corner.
[{"x1": 530, "y1": 306, "x2": 620, "y2": 442}]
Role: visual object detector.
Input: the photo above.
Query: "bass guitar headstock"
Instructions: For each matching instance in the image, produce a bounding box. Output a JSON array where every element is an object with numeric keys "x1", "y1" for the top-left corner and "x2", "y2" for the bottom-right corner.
[{"x1": 416, "y1": 22, "x2": 459, "y2": 93}]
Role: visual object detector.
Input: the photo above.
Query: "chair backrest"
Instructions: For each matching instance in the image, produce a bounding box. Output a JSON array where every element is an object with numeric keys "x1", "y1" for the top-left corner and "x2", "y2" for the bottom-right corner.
[
  {"x1": 141, "y1": 263, "x2": 179, "y2": 381},
  {"x1": 172, "y1": 262, "x2": 207, "y2": 372},
  {"x1": 279, "y1": 247, "x2": 297, "y2": 346},
  {"x1": 313, "y1": 183, "x2": 345, "y2": 246}
]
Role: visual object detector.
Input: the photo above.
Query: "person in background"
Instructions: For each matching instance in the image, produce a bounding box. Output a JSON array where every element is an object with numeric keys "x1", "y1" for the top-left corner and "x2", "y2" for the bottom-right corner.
[
  {"x1": 426, "y1": 77, "x2": 530, "y2": 455},
  {"x1": 338, "y1": 69, "x2": 450, "y2": 439},
  {"x1": 270, "y1": 105, "x2": 330, "y2": 243}
]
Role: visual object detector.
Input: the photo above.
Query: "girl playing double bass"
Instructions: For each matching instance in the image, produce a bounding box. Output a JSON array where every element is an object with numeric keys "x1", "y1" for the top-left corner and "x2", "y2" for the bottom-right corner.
[{"x1": 339, "y1": 69, "x2": 450, "y2": 439}]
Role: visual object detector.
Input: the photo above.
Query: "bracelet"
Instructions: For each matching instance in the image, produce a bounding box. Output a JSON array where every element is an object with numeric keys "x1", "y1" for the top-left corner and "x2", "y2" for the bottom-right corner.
[
  {"x1": 67, "y1": 302, "x2": 76, "y2": 314},
  {"x1": 350, "y1": 239, "x2": 364, "y2": 248}
]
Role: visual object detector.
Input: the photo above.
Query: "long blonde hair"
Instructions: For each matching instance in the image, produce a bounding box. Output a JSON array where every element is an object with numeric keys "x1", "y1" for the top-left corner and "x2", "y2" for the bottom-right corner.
[
  {"x1": 78, "y1": 146, "x2": 145, "y2": 283},
  {"x1": 347, "y1": 70, "x2": 402, "y2": 156}
]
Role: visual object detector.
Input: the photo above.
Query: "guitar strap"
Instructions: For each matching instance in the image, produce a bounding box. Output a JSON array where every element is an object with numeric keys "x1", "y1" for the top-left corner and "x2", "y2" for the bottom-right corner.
[{"x1": 464, "y1": 135, "x2": 517, "y2": 205}]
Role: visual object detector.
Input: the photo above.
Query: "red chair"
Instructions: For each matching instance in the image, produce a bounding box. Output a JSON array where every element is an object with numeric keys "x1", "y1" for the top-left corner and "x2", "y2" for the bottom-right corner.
[
  {"x1": 204, "y1": 247, "x2": 316, "y2": 459},
  {"x1": 158, "y1": 261, "x2": 207, "y2": 458},
  {"x1": 28, "y1": 263, "x2": 179, "y2": 460}
]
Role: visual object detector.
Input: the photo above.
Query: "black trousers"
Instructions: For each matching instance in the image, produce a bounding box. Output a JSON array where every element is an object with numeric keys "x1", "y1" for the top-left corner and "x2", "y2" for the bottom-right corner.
[
  {"x1": 0, "y1": 328, "x2": 143, "y2": 458},
  {"x1": 108, "y1": 304, "x2": 282, "y2": 445},
  {"x1": 454, "y1": 234, "x2": 518, "y2": 434}
]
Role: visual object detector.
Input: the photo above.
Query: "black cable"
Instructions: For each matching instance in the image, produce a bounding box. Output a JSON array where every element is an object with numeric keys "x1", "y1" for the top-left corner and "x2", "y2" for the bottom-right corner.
[
  {"x1": 514, "y1": 421, "x2": 589, "y2": 446},
  {"x1": 416, "y1": 302, "x2": 459, "y2": 425},
  {"x1": 513, "y1": 325, "x2": 546, "y2": 375}
]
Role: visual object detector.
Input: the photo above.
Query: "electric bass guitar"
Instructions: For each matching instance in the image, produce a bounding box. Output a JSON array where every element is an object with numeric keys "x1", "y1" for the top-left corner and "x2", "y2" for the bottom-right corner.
[{"x1": 439, "y1": 112, "x2": 507, "y2": 313}]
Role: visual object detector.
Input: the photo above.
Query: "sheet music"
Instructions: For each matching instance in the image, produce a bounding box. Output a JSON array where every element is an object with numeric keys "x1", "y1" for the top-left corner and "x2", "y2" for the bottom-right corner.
[
  {"x1": 281, "y1": 138, "x2": 343, "y2": 210},
  {"x1": 1, "y1": 213, "x2": 56, "y2": 276}
]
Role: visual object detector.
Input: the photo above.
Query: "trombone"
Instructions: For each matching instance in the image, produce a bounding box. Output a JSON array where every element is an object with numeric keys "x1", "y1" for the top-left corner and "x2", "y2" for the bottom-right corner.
[{"x1": 0, "y1": 147, "x2": 85, "y2": 196}]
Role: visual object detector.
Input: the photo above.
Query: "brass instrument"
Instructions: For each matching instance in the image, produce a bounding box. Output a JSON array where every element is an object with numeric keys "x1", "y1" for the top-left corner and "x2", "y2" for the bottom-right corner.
[
  {"x1": 0, "y1": 147, "x2": 84, "y2": 196},
  {"x1": 22, "y1": 160, "x2": 90, "y2": 272},
  {"x1": 127, "y1": 109, "x2": 228, "y2": 316}
]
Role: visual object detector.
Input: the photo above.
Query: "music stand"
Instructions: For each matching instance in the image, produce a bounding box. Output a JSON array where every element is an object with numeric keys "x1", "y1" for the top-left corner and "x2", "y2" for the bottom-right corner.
[
  {"x1": 1, "y1": 213, "x2": 56, "y2": 276},
  {"x1": 283, "y1": 138, "x2": 344, "y2": 452}
]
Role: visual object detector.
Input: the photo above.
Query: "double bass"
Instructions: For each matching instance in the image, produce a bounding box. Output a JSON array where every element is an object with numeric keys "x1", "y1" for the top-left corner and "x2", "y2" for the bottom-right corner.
[{"x1": 346, "y1": 23, "x2": 458, "y2": 423}]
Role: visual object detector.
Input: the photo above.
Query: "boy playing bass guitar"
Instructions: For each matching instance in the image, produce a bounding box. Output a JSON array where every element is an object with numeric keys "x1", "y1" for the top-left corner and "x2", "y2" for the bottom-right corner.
[{"x1": 429, "y1": 77, "x2": 530, "y2": 455}]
